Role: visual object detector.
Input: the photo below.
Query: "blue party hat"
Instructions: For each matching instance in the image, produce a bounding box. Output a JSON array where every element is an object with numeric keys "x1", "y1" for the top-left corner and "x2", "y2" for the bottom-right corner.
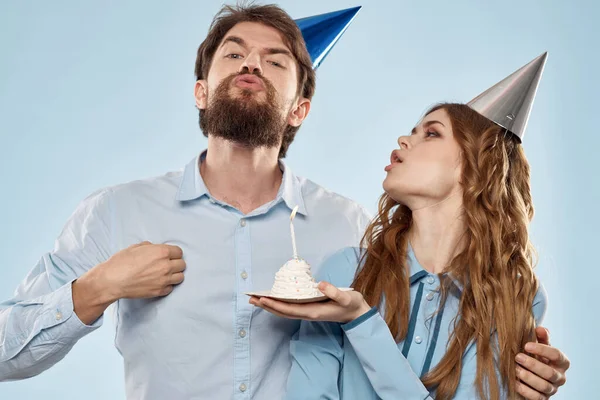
[{"x1": 295, "y1": 6, "x2": 362, "y2": 69}]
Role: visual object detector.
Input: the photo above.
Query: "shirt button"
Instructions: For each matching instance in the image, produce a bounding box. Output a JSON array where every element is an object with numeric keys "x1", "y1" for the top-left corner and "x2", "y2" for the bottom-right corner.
[
  {"x1": 239, "y1": 329, "x2": 247, "y2": 338},
  {"x1": 241, "y1": 271, "x2": 248, "y2": 279},
  {"x1": 55, "y1": 312, "x2": 63, "y2": 321},
  {"x1": 426, "y1": 293, "x2": 434, "y2": 301},
  {"x1": 240, "y1": 219, "x2": 247, "y2": 227},
  {"x1": 209, "y1": 198, "x2": 216, "y2": 204},
  {"x1": 426, "y1": 276, "x2": 435, "y2": 284},
  {"x1": 239, "y1": 383, "x2": 247, "y2": 392},
  {"x1": 415, "y1": 336, "x2": 423, "y2": 344}
]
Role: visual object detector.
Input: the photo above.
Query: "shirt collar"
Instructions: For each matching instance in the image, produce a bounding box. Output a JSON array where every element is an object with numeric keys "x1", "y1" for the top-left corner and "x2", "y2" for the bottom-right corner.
[
  {"x1": 407, "y1": 243, "x2": 430, "y2": 284},
  {"x1": 278, "y1": 158, "x2": 308, "y2": 216},
  {"x1": 176, "y1": 150, "x2": 308, "y2": 216},
  {"x1": 176, "y1": 152, "x2": 209, "y2": 201},
  {"x1": 407, "y1": 242, "x2": 464, "y2": 292}
]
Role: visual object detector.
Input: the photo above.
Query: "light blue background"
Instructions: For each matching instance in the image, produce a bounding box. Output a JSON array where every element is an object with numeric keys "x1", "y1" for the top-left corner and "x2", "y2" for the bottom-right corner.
[{"x1": 0, "y1": 1, "x2": 596, "y2": 398}]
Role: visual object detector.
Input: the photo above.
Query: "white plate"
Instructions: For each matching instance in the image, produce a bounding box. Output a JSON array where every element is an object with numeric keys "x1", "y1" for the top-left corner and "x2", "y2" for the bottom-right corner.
[{"x1": 245, "y1": 288, "x2": 354, "y2": 304}]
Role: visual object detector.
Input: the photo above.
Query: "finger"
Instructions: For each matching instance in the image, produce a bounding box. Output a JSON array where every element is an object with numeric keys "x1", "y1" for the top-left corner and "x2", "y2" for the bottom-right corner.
[
  {"x1": 259, "y1": 297, "x2": 311, "y2": 319},
  {"x1": 318, "y1": 282, "x2": 350, "y2": 306},
  {"x1": 158, "y1": 285, "x2": 174, "y2": 296},
  {"x1": 516, "y1": 366, "x2": 556, "y2": 396},
  {"x1": 164, "y1": 244, "x2": 183, "y2": 259},
  {"x1": 169, "y1": 259, "x2": 187, "y2": 273},
  {"x1": 524, "y1": 343, "x2": 570, "y2": 370},
  {"x1": 516, "y1": 381, "x2": 548, "y2": 400},
  {"x1": 532, "y1": 328, "x2": 553, "y2": 364},
  {"x1": 536, "y1": 326, "x2": 551, "y2": 346},
  {"x1": 253, "y1": 300, "x2": 296, "y2": 319},
  {"x1": 516, "y1": 353, "x2": 563, "y2": 384},
  {"x1": 131, "y1": 241, "x2": 152, "y2": 248},
  {"x1": 249, "y1": 296, "x2": 259, "y2": 306},
  {"x1": 169, "y1": 272, "x2": 185, "y2": 285}
]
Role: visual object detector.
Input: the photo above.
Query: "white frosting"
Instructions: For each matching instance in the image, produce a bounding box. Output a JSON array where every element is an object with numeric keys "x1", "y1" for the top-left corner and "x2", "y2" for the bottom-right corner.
[{"x1": 270, "y1": 258, "x2": 321, "y2": 298}]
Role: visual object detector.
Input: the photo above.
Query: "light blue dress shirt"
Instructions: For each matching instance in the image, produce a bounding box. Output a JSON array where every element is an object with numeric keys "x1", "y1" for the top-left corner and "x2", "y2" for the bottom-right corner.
[
  {"x1": 0, "y1": 151, "x2": 371, "y2": 400},
  {"x1": 286, "y1": 246, "x2": 547, "y2": 399}
]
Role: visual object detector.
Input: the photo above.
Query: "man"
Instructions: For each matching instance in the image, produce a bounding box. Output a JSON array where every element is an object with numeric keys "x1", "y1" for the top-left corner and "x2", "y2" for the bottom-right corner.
[{"x1": 0, "y1": 4, "x2": 568, "y2": 400}]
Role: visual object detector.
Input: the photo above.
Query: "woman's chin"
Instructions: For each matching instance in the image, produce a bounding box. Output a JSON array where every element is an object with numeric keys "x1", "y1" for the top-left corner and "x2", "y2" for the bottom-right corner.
[
  {"x1": 382, "y1": 186, "x2": 403, "y2": 205},
  {"x1": 383, "y1": 178, "x2": 404, "y2": 200}
]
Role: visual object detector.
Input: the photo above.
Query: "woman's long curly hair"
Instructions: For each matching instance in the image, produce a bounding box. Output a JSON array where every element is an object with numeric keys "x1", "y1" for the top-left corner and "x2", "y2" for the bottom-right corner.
[{"x1": 353, "y1": 103, "x2": 539, "y2": 399}]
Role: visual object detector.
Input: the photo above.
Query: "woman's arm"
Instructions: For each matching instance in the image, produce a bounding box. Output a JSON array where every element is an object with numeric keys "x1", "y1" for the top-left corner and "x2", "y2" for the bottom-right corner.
[{"x1": 286, "y1": 320, "x2": 344, "y2": 400}]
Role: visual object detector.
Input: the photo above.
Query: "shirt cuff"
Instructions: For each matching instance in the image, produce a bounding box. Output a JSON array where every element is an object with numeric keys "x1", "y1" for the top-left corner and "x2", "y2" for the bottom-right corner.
[
  {"x1": 341, "y1": 306, "x2": 378, "y2": 331},
  {"x1": 41, "y1": 280, "x2": 104, "y2": 335},
  {"x1": 0, "y1": 280, "x2": 104, "y2": 363}
]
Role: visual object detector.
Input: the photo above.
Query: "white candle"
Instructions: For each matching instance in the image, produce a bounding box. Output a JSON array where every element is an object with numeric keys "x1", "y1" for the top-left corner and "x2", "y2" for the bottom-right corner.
[{"x1": 290, "y1": 205, "x2": 299, "y2": 259}]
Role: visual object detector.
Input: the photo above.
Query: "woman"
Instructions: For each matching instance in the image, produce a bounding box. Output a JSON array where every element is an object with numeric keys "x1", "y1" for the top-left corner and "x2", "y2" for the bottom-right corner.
[
  {"x1": 250, "y1": 56, "x2": 569, "y2": 398},
  {"x1": 253, "y1": 102, "x2": 544, "y2": 399}
]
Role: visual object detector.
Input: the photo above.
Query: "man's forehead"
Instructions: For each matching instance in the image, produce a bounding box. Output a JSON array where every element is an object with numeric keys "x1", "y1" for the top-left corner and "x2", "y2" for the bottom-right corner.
[{"x1": 220, "y1": 22, "x2": 289, "y2": 50}]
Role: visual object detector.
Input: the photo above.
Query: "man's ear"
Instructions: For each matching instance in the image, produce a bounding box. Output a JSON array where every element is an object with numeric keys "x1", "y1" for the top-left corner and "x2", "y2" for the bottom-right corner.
[
  {"x1": 287, "y1": 97, "x2": 311, "y2": 127},
  {"x1": 195, "y1": 80, "x2": 209, "y2": 110}
]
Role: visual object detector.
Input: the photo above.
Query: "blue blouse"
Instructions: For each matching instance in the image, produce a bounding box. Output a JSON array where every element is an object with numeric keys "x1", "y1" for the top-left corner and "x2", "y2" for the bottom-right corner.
[{"x1": 285, "y1": 246, "x2": 547, "y2": 399}]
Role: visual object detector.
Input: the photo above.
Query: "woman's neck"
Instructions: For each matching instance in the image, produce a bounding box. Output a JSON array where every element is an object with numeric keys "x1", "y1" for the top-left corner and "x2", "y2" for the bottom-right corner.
[{"x1": 408, "y1": 190, "x2": 467, "y2": 274}]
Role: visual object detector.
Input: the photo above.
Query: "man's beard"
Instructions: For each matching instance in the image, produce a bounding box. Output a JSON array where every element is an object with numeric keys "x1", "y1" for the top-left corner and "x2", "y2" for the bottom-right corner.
[{"x1": 199, "y1": 71, "x2": 288, "y2": 150}]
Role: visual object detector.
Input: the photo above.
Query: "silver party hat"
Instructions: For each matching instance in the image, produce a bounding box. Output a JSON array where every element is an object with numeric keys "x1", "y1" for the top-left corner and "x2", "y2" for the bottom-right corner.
[{"x1": 468, "y1": 52, "x2": 548, "y2": 141}]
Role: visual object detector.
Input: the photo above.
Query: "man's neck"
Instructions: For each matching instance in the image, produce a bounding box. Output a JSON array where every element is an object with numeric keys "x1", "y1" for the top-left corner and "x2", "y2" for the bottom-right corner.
[{"x1": 200, "y1": 136, "x2": 283, "y2": 215}]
